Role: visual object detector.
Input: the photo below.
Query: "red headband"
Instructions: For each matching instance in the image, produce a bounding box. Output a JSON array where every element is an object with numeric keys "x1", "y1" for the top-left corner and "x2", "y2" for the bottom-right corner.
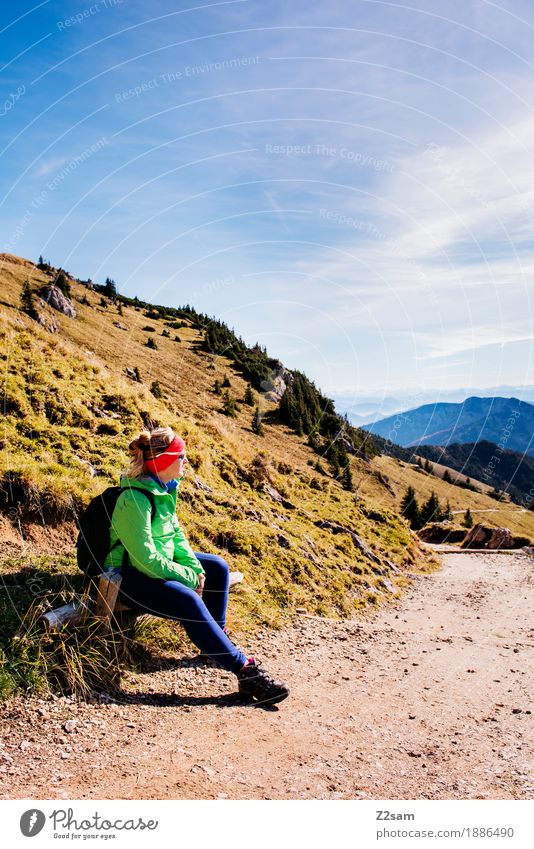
[{"x1": 144, "y1": 435, "x2": 186, "y2": 474}]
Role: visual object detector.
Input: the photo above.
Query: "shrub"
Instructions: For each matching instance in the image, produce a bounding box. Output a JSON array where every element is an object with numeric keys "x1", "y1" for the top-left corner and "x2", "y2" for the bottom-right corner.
[
  {"x1": 55, "y1": 270, "x2": 71, "y2": 298},
  {"x1": 150, "y1": 381, "x2": 163, "y2": 399},
  {"x1": 222, "y1": 390, "x2": 237, "y2": 417},
  {"x1": 20, "y1": 281, "x2": 39, "y2": 321},
  {"x1": 142, "y1": 325, "x2": 155, "y2": 332},
  {"x1": 251, "y1": 406, "x2": 264, "y2": 435},
  {"x1": 146, "y1": 337, "x2": 158, "y2": 350}
]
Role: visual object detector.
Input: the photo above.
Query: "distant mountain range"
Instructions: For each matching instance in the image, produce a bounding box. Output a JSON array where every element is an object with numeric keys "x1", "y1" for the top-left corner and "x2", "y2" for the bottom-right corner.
[
  {"x1": 362, "y1": 396, "x2": 534, "y2": 458},
  {"x1": 332, "y1": 385, "x2": 534, "y2": 426}
]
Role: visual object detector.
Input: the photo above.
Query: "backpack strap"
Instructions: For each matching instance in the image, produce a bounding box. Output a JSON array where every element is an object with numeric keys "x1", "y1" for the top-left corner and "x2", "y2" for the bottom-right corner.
[{"x1": 110, "y1": 487, "x2": 157, "y2": 571}]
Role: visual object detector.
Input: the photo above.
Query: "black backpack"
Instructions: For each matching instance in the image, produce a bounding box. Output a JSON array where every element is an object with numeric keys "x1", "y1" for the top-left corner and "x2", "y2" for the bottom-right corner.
[{"x1": 76, "y1": 485, "x2": 156, "y2": 581}]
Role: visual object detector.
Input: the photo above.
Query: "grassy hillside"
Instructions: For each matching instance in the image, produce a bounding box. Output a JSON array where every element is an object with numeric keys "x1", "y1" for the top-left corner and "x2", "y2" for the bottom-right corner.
[
  {"x1": 0, "y1": 253, "x2": 438, "y2": 630},
  {"x1": 359, "y1": 455, "x2": 534, "y2": 541},
  {"x1": 2, "y1": 251, "x2": 530, "y2": 698}
]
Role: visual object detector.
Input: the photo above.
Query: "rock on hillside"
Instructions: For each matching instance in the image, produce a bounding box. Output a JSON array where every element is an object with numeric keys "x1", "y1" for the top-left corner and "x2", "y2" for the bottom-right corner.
[
  {"x1": 461, "y1": 524, "x2": 531, "y2": 550},
  {"x1": 38, "y1": 284, "x2": 76, "y2": 318}
]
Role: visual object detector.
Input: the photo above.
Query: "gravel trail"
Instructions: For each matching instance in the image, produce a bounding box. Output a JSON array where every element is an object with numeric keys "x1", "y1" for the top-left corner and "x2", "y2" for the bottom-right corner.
[{"x1": 1, "y1": 551, "x2": 532, "y2": 800}]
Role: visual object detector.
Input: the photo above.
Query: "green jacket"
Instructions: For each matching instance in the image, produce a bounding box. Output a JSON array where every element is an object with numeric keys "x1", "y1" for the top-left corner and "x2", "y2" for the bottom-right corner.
[{"x1": 103, "y1": 475, "x2": 205, "y2": 589}]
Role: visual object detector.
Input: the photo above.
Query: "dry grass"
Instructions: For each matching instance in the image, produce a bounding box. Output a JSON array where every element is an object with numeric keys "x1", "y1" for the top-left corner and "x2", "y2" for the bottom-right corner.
[{"x1": 11, "y1": 250, "x2": 530, "y2": 697}]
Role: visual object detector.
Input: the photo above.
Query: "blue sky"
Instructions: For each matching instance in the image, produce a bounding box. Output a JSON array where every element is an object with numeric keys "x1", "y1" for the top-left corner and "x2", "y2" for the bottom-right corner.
[{"x1": 1, "y1": 0, "x2": 534, "y2": 405}]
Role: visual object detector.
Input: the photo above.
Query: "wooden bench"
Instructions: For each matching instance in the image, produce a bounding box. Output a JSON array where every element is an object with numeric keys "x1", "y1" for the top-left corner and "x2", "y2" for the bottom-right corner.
[{"x1": 41, "y1": 569, "x2": 245, "y2": 633}]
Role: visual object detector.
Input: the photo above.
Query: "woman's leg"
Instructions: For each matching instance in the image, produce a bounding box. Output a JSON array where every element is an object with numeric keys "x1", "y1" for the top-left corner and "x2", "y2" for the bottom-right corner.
[
  {"x1": 118, "y1": 567, "x2": 247, "y2": 674},
  {"x1": 193, "y1": 552, "x2": 229, "y2": 629}
]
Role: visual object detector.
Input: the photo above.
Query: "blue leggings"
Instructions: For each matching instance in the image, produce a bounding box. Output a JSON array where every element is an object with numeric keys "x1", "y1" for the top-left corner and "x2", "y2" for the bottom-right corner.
[{"x1": 118, "y1": 553, "x2": 248, "y2": 674}]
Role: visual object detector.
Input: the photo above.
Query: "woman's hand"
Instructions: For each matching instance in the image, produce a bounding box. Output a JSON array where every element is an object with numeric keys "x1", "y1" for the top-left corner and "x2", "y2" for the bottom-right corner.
[{"x1": 195, "y1": 573, "x2": 206, "y2": 596}]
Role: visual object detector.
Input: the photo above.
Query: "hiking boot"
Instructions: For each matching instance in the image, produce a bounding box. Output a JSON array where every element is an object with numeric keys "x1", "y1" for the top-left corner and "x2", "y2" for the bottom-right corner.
[{"x1": 236, "y1": 657, "x2": 289, "y2": 705}]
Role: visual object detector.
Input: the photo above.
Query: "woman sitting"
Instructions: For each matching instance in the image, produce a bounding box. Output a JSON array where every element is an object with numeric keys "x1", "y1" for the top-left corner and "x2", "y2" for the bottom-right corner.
[{"x1": 104, "y1": 426, "x2": 289, "y2": 706}]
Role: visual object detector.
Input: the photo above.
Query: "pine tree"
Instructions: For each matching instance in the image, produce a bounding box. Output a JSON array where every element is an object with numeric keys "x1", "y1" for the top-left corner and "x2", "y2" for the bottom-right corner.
[
  {"x1": 104, "y1": 277, "x2": 117, "y2": 299},
  {"x1": 420, "y1": 490, "x2": 442, "y2": 526},
  {"x1": 252, "y1": 407, "x2": 264, "y2": 435},
  {"x1": 463, "y1": 508, "x2": 473, "y2": 528},
  {"x1": 146, "y1": 337, "x2": 158, "y2": 350},
  {"x1": 117, "y1": 302, "x2": 123, "y2": 316},
  {"x1": 444, "y1": 500, "x2": 453, "y2": 521},
  {"x1": 443, "y1": 469, "x2": 452, "y2": 483},
  {"x1": 213, "y1": 379, "x2": 222, "y2": 395},
  {"x1": 55, "y1": 270, "x2": 71, "y2": 298},
  {"x1": 133, "y1": 366, "x2": 141, "y2": 382},
  {"x1": 150, "y1": 381, "x2": 163, "y2": 399},
  {"x1": 20, "y1": 281, "x2": 39, "y2": 321},
  {"x1": 424, "y1": 458, "x2": 432, "y2": 473},
  {"x1": 244, "y1": 385, "x2": 254, "y2": 406},
  {"x1": 400, "y1": 485, "x2": 420, "y2": 529},
  {"x1": 341, "y1": 463, "x2": 353, "y2": 491},
  {"x1": 222, "y1": 390, "x2": 237, "y2": 417},
  {"x1": 222, "y1": 375, "x2": 231, "y2": 387}
]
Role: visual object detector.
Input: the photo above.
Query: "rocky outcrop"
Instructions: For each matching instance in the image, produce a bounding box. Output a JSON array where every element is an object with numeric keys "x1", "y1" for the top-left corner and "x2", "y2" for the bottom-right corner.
[
  {"x1": 418, "y1": 521, "x2": 467, "y2": 544},
  {"x1": 461, "y1": 523, "x2": 531, "y2": 550},
  {"x1": 260, "y1": 362, "x2": 294, "y2": 402},
  {"x1": 38, "y1": 284, "x2": 76, "y2": 318},
  {"x1": 37, "y1": 314, "x2": 58, "y2": 333},
  {"x1": 314, "y1": 520, "x2": 382, "y2": 564}
]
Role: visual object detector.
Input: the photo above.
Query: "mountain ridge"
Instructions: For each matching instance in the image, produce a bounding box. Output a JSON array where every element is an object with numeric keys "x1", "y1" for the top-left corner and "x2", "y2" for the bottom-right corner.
[{"x1": 363, "y1": 395, "x2": 534, "y2": 457}]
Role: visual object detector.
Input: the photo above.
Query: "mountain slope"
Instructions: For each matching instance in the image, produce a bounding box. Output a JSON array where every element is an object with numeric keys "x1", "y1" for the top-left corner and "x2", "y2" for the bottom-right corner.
[
  {"x1": 415, "y1": 441, "x2": 534, "y2": 507},
  {"x1": 364, "y1": 396, "x2": 534, "y2": 457},
  {"x1": 0, "y1": 252, "x2": 436, "y2": 632}
]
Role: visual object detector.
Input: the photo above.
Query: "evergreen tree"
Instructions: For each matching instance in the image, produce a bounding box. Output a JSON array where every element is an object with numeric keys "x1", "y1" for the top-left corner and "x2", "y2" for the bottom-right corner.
[
  {"x1": 104, "y1": 277, "x2": 117, "y2": 299},
  {"x1": 252, "y1": 407, "x2": 264, "y2": 435},
  {"x1": 222, "y1": 375, "x2": 231, "y2": 387},
  {"x1": 213, "y1": 379, "x2": 222, "y2": 395},
  {"x1": 161, "y1": 329, "x2": 170, "y2": 337},
  {"x1": 133, "y1": 366, "x2": 141, "y2": 382},
  {"x1": 443, "y1": 469, "x2": 452, "y2": 483},
  {"x1": 117, "y1": 302, "x2": 123, "y2": 316},
  {"x1": 444, "y1": 500, "x2": 453, "y2": 521},
  {"x1": 146, "y1": 337, "x2": 158, "y2": 350},
  {"x1": 99, "y1": 297, "x2": 108, "y2": 308},
  {"x1": 424, "y1": 458, "x2": 432, "y2": 473},
  {"x1": 222, "y1": 390, "x2": 237, "y2": 417},
  {"x1": 150, "y1": 381, "x2": 163, "y2": 399},
  {"x1": 400, "y1": 485, "x2": 420, "y2": 529},
  {"x1": 420, "y1": 490, "x2": 442, "y2": 526},
  {"x1": 55, "y1": 270, "x2": 71, "y2": 298},
  {"x1": 341, "y1": 462, "x2": 353, "y2": 491},
  {"x1": 463, "y1": 508, "x2": 473, "y2": 528},
  {"x1": 244, "y1": 385, "x2": 254, "y2": 406},
  {"x1": 20, "y1": 281, "x2": 39, "y2": 321}
]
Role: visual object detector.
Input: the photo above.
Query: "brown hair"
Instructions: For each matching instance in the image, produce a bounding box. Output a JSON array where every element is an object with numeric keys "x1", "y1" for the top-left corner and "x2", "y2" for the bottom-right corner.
[{"x1": 126, "y1": 426, "x2": 175, "y2": 478}]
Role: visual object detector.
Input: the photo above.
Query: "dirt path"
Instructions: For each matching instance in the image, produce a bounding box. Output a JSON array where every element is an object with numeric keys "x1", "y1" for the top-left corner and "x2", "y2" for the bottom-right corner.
[{"x1": 1, "y1": 550, "x2": 532, "y2": 800}]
